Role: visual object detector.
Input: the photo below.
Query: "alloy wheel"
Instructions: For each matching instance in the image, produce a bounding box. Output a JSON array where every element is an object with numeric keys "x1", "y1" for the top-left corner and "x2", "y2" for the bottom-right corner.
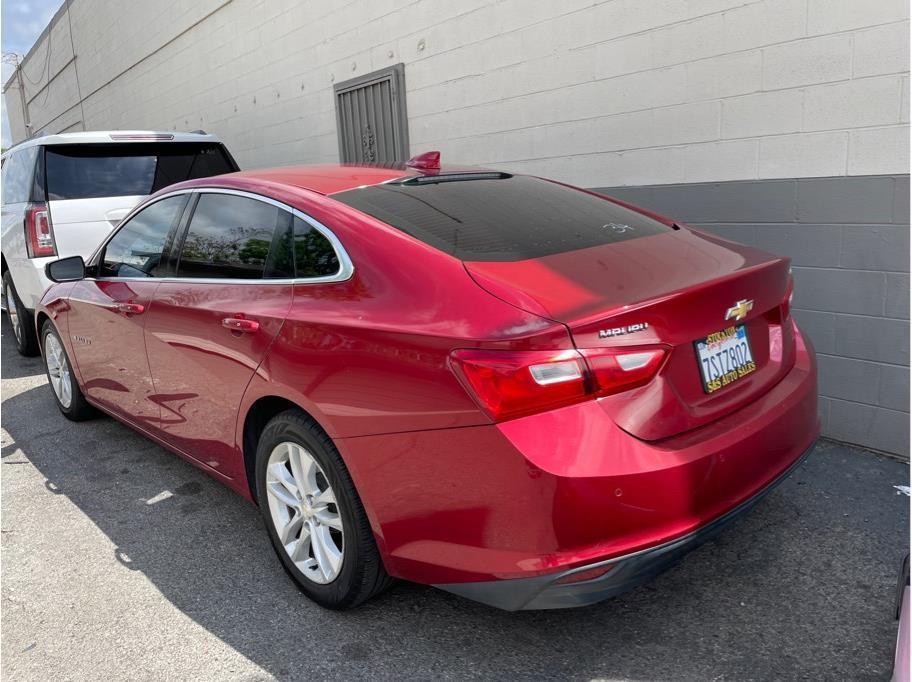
[
  {"x1": 265, "y1": 441, "x2": 344, "y2": 584},
  {"x1": 44, "y1": 332, "x2": 72, "y2": 408}
]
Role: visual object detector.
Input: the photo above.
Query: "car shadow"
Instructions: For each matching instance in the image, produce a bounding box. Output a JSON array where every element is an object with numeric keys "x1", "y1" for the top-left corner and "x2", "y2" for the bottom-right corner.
[
  {"x1": 0, "y1": 316, "x2": 906, "y2": 680},
  {"x1": 0, "y1": 335, "x2": 46, "y2": 381}
]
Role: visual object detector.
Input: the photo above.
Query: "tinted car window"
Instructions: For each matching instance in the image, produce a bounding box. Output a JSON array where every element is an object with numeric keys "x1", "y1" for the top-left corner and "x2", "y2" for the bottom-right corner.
[
  {"x1": 176, "y1": 194, "x2": 282, "y2": 279},
  {"x1": 100, "y1": 195, "x2": 188, "y2": 277},
  {"x1": 213, "y1": 208, "x2": 340, "y2": 280},
  {"x1": 45, "y1": 142, "x2": 236, "y2": 200},
  {"x1": 1, "y1": 146, "x2": 39, "y2": 204},
  {"x1": 293, "y1": 217, "x2": 340, "y2": 278},
  {"x1": 333, "y1": 174, "x2": 673, "y2": 261}
]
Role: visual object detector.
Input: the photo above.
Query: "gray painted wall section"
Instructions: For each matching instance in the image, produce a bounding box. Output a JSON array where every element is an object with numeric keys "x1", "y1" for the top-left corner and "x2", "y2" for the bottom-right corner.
[{"x1": 593, "y1": 175, "x2": 910, "y2": 458}]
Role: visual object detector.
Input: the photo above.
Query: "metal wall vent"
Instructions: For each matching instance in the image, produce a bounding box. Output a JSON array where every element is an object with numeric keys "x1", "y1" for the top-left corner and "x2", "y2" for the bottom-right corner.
[{"x1": 334, "y1": 64, "x2": 410, "y2": 165}]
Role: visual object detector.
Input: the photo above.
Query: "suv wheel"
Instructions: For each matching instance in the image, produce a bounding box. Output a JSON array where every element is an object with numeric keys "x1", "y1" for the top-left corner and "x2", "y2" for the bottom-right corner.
[
  {"x1": 3, "y1": 271, "x2": 39, "y2": 356},
  {"x1": 255, "y1": 409, "x2": 392, "y2": 609}
]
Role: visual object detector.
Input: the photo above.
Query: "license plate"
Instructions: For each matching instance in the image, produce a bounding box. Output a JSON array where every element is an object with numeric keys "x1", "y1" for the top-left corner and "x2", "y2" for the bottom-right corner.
[{"x1": 694, "y1": 325, "x2": 757, "y2": 394}]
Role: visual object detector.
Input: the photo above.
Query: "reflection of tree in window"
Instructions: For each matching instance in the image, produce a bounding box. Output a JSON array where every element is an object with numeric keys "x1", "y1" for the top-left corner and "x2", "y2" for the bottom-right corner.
[
  {"x1": 294, "y1": 217, "x2": 339, "y2": 277},
  {"x1": 178, "y1": 195, "x2": 280, "y2": 279},
  {"x1": 238, "y1": 238, "x2": 271, "y2": 264},
  {"x1": 101, "y1": 195, "x2": 187, "y2": 277},
  {"x1": 181, "y1": 227, "x2": 270, "y2": 265}
]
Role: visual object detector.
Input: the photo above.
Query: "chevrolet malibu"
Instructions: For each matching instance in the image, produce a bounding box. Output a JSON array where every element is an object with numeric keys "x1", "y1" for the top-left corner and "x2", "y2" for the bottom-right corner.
[{"x1": 34, "y1": 153, "x2": 819, "y2": 610}]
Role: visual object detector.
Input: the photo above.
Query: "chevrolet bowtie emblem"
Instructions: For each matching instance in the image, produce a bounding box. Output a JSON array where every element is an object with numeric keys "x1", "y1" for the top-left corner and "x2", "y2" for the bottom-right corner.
[{"x1": 725, "y1": 299, "x2": 754, "y2": 322}]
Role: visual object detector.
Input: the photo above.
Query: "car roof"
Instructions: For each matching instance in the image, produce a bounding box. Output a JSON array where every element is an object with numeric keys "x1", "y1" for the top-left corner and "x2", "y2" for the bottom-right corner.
[
  {"x1": 1, "y1": 130, "x2": 224, "y2": 158},
  {"x1": 169, "y1": 162, "x2": 500, "y2": 196}
]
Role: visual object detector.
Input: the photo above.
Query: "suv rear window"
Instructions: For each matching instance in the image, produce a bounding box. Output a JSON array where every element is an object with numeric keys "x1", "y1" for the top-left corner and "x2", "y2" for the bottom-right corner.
[
  {"x1": 332, "y1": 174, "x2": 672, "y2": 261},
  {"x1": 45, "y1": 142, "x2": 237, "y2": 200}
]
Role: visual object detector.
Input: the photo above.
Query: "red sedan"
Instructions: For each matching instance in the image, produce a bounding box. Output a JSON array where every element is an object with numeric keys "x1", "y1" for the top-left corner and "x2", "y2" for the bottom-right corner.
[{"x1": 35, "y1": 154, "x2": 819, "y2": 610}]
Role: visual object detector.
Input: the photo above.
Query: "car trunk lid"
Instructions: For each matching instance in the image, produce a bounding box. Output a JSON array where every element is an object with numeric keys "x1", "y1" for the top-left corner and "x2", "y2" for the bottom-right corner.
[{"x1": 466, "y1": 229, "x2": 795, "y2": 440}]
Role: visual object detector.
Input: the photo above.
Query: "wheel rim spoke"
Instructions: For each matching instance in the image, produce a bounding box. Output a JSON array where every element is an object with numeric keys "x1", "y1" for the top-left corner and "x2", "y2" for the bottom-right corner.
[
  {"x1": 315, "y1": 509, "x2": 343, "y2": 531},
  {"x1": 265, "y1": 440, "x2": 344, "y2": 584},
  {"x1": 267, "y1": 481, "x2": 299, "y2": 509},
  {"x1": 44, "y1": 334, "x2": 72, "y2": 408},
  {"x1": 268, "y1": 462, "x2": 300, "y2": 499},
  {"x1": 288, "y1": 444, "x2": 319, "y2": 496},
  {"x1": 314, "y1": 487, "x2": 336, "y2": 505},
  {"x1": 290, "y1": 527, "x2": 312, "y2": 562},
  {"x1": 310, "y1": 525, "x2": 342, "y2": 581},
  {"x1": 60, "y1": 364, "x2": 71, "y2": 404},
  {"x1": 277, "y1": 511, "x2": 303, "y2": 545}
]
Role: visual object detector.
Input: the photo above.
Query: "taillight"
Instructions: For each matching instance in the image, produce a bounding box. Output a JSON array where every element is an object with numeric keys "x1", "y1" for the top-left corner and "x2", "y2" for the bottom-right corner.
[
  {"x1": 449, "y1": 346, "x2": 668, "y2": 421},
  {"x1": 25, "y1": 204, "x2": 56, "y2": 258},
  {"x1": 449, "y1": 349, "x2": 588, "y2": 421},
  {"x1": 781, "y1": 269, "x2": 794, "y2": 319},
  {"x1": 580, "y1": 347, "x2": 668, "y2": 397}
]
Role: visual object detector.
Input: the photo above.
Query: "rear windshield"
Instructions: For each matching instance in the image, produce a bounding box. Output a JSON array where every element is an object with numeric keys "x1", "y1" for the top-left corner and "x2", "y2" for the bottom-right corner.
[
  {"x1": 44, "y1": 142, "x2": 237, "y2": 200},
  {"x1": 332, "y1": 174, "x2": 672, "y2": 261}
]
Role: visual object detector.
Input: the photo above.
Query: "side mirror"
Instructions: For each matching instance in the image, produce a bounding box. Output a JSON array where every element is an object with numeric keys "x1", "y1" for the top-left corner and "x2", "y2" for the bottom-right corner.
[{"x1": 45, "y1": 255, "x2": 86, "y2": 283}]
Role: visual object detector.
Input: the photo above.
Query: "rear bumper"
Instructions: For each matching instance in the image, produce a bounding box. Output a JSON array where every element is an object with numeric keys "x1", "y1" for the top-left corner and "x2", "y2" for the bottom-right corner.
[
  {"x1": 435, "y1": 439, "x2": 815, "y2": 610},
  {"x1": 6, "y1": 255, "x2": 53, "y2": 311},
  {"x1": 340, "y1": 322, "x2": 819, "y2": 594}
]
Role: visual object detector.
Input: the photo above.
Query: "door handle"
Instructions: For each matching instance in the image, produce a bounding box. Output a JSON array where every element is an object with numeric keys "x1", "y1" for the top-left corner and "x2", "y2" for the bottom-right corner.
[
  {"x1": 105, "y1": 208, "x2": 132, "y2": 227},
  {"x1": 115, "y1": 302, "x2": 145, "y2": 315},
  {"x1": 222, "y1": 317, "x2": 259, "y2": 333}
]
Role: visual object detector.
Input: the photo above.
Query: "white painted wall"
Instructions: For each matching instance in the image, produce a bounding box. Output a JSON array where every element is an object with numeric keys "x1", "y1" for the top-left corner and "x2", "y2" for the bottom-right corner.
[{"x1": 4, "y1": 0, "x2": 909, "y2": 186}]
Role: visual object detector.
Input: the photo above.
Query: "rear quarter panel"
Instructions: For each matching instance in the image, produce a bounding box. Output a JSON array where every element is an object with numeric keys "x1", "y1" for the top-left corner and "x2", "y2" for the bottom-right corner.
[{"x1": 238, "y1": 194, "x2": 572, "y2": 440}]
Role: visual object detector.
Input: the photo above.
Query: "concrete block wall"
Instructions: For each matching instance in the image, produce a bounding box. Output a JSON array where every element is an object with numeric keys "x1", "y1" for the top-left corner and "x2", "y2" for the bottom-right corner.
[
  {"x1": 4, "y1": 0, "x2": 908, "y2": 184},
  {"x1": 598, "y1": 175, "x2": 910, "y2": 457}
]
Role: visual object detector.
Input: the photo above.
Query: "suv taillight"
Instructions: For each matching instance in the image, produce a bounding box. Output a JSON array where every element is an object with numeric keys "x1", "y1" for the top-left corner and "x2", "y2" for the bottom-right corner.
[
  {"x1": 25, "y1": 204, "x2": 56, "y2": 258},
  {"x1": 449, "y1": 346, "x2": 668, "y2": 421}
]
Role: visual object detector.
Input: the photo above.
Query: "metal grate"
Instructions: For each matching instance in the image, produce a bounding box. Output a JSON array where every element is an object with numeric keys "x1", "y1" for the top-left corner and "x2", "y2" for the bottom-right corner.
[{"x1": 334, "y1": 64, "x2": 409, "y2": 165}]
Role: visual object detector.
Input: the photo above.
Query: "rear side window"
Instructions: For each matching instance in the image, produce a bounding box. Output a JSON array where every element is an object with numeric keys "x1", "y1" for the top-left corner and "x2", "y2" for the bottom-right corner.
[
  {"x1": 332, "y1": 174, "x2": 672, "y2": 261},
  {"x1": 292, "y1": 217, "x2": 340, "y2": 278},
  {"x1": 100, "y1": 195, "x2": 188, "y2": 278},
  {"x1": 176, "y1": 194, "x2": 285, "y2": 279},
  {"x1": 1, "y1": 146, "x2": 40, "y2": 204},
  {"x1": 258, "y1": 215, "x2": 340, "y2": 279},
  {"x1": 44, "y1": 142, "x2": 236, "y2": 200},
  {"x1": 175, "y1": 194, "x2": 341, "y2": 281}
]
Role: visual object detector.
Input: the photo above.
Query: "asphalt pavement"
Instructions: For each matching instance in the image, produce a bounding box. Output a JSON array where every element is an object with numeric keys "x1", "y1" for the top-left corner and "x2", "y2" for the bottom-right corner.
[{"x1": 1, "y1": 315, "x2": 908, "y2": 680}]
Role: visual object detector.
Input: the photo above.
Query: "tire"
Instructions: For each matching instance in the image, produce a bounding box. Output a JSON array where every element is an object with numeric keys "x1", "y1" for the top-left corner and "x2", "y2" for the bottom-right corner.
[
  {"x1": 255, "y1": 409, "x2": 392, "y2": 609},
  {"x1": 3, "y1": 271, "x2": 39, "y2": 356},
  {"x1": 40, "y1": 320, "x2": 97, "y2": 421}
]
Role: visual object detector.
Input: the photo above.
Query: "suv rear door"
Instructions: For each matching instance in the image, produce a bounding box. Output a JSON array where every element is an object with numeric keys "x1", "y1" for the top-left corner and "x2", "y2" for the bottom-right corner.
[{"x1": 44, "y1": 141, "x2": 238, "y2": 260}]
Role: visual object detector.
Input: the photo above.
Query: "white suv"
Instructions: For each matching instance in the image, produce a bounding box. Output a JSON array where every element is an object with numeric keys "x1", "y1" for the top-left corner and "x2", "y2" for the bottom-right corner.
[{"x1": 1, "y1": 130, "x2": 238, "y2": 355}]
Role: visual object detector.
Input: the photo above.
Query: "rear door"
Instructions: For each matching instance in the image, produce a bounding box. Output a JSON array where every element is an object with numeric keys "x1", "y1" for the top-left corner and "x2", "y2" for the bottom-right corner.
[
  {"x1": 66, "y1": 193, "x2": 190, "y2": 428},
  {"x1": 44, "y1": 142, "x2": 237, "y2": 260},
  {"x1": 143, "y1": 191, "x2": 294, "y2": 479}
]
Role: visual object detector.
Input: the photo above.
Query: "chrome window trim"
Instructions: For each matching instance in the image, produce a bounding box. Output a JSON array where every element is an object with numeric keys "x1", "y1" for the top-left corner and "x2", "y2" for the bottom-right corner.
[{"x1": 89, "y1": 187, "x2": 354, "y2": 285}]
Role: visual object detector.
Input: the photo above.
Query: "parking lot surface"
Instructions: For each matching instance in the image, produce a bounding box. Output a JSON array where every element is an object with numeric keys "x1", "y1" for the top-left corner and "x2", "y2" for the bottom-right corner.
[{"x1": 1, "y1": 316, "x2": 908, "y2": 681}]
